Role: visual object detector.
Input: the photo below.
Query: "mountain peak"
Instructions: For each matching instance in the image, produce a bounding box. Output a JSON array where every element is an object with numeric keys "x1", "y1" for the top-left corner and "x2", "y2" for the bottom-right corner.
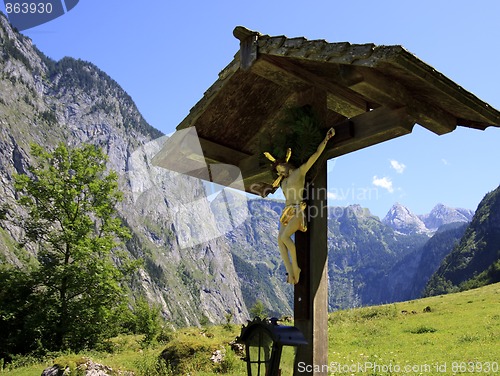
[
  {"x1": 420, "y1": 203, "x2": 474, "y2": 231},
  {"x1": 382, "y1": 203, "x2": 429, "y2": 235},
  {"x1": 382, "y1": 202, "x2": 474, "y2": 235}
]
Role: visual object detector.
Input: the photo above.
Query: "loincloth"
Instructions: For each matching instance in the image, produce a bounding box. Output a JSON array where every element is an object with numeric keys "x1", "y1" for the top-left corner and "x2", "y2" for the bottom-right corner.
[{"x1": 280, "y1": 201, "x2": 307, "y2": 232}]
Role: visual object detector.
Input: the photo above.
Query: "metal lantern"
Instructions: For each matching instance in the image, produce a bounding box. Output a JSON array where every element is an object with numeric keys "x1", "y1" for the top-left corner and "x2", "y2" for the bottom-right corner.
[{"x1": 237, "y1": 317, "x2": 307, "y2": 376}]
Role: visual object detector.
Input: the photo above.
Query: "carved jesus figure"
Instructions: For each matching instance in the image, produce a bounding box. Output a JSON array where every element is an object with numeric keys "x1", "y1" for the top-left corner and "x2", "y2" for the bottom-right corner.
[{"x1": 263, "y1": 128, "x2": 335, "y2": 284}]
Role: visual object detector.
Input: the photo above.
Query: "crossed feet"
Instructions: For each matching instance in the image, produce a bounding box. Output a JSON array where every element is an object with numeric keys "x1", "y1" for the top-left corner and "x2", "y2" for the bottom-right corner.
[{"x1": 286, "y1": 268, "x2": 301, "y2": 285}]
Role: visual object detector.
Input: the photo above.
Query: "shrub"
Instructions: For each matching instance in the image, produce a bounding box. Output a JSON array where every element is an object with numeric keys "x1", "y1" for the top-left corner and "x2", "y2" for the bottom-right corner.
[
  {"x1": 135, "y1": 351, "x2": 174, "y2": 376},
  {"x1": 408, "y1": 325, "x2": 437, "y2": 334}
]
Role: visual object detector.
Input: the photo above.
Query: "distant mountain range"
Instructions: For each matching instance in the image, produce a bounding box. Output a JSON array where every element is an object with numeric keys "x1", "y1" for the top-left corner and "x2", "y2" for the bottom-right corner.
[
  {"x1": 0, "y1": 13, "x2": 498, "y2": 326},
  {"x1": 224, "y1": 197, "x2": 483, "y2": 314},
  {"x1": 382, "y1": 202, "x2": 474, "y2": 235},
  {"x1": 419, "y1": 203, "x2": 474, "y2": 231}
]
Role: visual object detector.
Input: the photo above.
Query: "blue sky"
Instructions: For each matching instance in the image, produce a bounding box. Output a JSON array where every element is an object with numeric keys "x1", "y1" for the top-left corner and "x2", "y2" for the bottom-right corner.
[{"x1": 2, "y1": 0, "x2": 499, "y2": 218}]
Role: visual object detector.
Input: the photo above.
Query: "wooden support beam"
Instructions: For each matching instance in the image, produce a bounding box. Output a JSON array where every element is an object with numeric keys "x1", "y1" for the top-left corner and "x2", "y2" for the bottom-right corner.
[
  {"x1": 249, "y1": 55, "x2": 310, "y2": 92},
  {"x1": 198, "y1": 137, "x2": 251, "y2": 165},
  {"x1": 347, "y1": 68, "x2": 457, "y2": 135},
  {"x1": 325, "y1": 106, "x2": 416, "y2": 159},
  {"x1": 250, "y1": 55, "x2": 367, "y2": 118}
]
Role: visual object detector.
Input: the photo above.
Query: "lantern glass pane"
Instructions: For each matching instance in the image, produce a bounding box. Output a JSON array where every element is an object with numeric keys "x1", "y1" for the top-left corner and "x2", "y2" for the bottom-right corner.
[{"x1": 247, "y1": 330, "x2": 273, "y2": 375}]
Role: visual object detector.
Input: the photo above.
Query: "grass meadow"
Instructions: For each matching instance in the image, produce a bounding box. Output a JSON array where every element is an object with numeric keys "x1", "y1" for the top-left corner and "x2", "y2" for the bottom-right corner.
[{"x1": 2, "y1": 282, "x2": 498, "y2": 375}]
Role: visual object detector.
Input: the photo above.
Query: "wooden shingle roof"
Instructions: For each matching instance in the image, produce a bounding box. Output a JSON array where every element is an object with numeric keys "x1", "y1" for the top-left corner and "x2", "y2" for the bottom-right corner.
[{"x1": 155, "y1": 27, "x2": 500, "y2": 195}]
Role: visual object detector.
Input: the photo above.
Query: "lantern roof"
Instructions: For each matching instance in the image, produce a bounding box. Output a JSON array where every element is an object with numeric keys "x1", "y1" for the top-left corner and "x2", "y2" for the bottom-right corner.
[{"x1": 237, "y1": 317, "x2": 308, "y2": 346}]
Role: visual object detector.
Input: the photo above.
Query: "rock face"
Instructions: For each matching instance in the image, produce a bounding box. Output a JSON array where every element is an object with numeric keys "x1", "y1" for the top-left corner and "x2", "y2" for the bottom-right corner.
[
  {"x1": 379, "y1": 222, "x2": 468, "y2": 303},
  {"x1": 419, "y1": 203, "x2": 474, "y2": 231},
  {"x1": 327, "y1": 204, "x2": 430, "y2": 308},
  {"x1": 220, "y1": 197, "x2": 294, "y2": 316},
  {"x1": 0, "y1": 13, "x2": 247, "y2": 326},
  {"x1": 382, "y1": 203, "x2": 473, "y2": 235},
  {"x1": 382, "y1": 203, "x2": 429, "y2": 235}
]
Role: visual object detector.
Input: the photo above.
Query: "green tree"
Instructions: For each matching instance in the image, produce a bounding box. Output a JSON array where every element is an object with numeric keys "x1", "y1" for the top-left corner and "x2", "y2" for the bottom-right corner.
[
  {"x1": 249, "y1": 300, "x2": 267, "y2": 319},
  {"x1": 11, "y1": 142, "x2": 133, "y2": 352},
  {"x1": 132, "y1": 297, "x2": 163, "y2": 346}
]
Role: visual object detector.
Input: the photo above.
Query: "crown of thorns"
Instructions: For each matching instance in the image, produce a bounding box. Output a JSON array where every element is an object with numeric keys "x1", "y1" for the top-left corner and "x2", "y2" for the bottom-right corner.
[{"x1": 264, "y1": 147, "x2": 291, "y2": 164}]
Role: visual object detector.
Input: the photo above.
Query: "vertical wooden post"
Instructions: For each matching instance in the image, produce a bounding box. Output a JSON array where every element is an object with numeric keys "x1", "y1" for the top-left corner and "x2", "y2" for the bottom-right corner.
[
  {"x1": 293, "y1": 89, "x2": 329, "y2": 375},
  {"x1": 294, "y1": 170, "x2": 328, "y2": 375}
]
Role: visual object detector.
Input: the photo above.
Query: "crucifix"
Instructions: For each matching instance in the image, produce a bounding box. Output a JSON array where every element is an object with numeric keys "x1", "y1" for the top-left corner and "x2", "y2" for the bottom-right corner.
[
  {"x1": 260, "y1": 127, "x2": 335, "y2": 285},
  {"x1": 153, "y1": 26, "x2": 500, "y2": 376}
]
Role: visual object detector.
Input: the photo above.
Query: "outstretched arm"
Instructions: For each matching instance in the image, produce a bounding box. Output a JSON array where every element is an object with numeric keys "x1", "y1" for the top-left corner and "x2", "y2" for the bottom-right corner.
[{"x1": 299, "y1": 128, "x2": 335, "y2": 175}]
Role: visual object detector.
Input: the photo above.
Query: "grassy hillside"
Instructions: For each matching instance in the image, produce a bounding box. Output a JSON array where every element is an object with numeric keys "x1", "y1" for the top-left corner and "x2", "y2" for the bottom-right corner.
[
  {"x1": 329, "y1": 282, "x2": 499, "y2": 375},
  {"x1": 425, "y1": 186, "x2": 500, "y2": 297},
  {"x1": 2, "y1": 283, "x2": 498, "y2": 375}
]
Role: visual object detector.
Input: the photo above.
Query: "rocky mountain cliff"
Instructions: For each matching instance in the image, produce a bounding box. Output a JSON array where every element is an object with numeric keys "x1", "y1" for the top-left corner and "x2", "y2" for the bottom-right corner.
[
  {"x1": 225, "y1": 199, "x2": 479, "y2": 312},
  {"x1": 0, "y1": 13, "x2": 247, "y2": 326},
  {"x1": 327, "y1": 205, "x2": 429, "y2": 308},
  {"x1": 383, "y1": 202, "x2": 473, "y2": 235},
  {"x1": 379, "y1": 222, "x2": 468, "y2": 303},
  {"x1": 424, "y1": 186, "x2": 500, "y2": 295},
  {"x1": 333, "y1": 203, "x2": 475, "y2": 305},
  {"x1": 382, "y1": 202, "x2": 429, "y2": 235},
  {"x1": 225, "y1": 200, "x2": 462, "y2": 312},
  {"x1": 419, "y1": 203, "x2": 474, "y2": 231},
  {"x1": 214, "y1": 197, "x2": 294, "y2": 316}
]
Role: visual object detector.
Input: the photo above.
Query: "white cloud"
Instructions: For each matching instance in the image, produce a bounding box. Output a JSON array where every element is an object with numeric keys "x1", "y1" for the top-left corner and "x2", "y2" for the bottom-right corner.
[
  {"x1": 327, "y1": 191, "x2": 340, "y2": 200},
  {"x1": 372, "y1": 176, "x2": 394, "y2": 193},
  {"x1": 390, "y1": 159, "x2": 406, "y2": 174},
  {"x1": 441, "y1": 158, "x2": 449, "y2": 165}
]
